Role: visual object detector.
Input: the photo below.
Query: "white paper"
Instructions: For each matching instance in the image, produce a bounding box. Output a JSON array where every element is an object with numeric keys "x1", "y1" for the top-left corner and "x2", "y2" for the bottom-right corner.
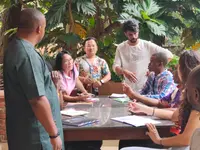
[
  {"x1": 111, "y1": 115, "x2": 161, "y2": 127},
  {"x1": 110, "y1": 93, "x2": 127, "y2": 98},
  {"x1": 61, "y1": 108, "x2": 89, "y2": 117}
]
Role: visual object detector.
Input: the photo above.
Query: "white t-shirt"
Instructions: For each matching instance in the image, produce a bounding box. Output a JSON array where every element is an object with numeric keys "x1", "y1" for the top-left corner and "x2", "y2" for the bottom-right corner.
[{"x1": 113, "y1": 39, "x2": 173, "y2": 91}]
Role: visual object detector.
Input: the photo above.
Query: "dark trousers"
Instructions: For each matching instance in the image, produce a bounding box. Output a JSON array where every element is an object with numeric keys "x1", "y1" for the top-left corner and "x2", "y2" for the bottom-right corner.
[
  {"x1": 118, "y1": 139, "x2": 164, "y2": 150},
  {"x1": 65, "y1": 140, "x2": 102, "y2": 150}
]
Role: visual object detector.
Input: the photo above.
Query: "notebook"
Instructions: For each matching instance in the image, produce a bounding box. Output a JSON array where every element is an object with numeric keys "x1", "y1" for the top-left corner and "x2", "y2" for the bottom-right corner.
[
  {"x1": 111, "y1": 115, "x2": 161, "y2": 127},
  {"x1": 61, "y1": 109, "x2": 89, "y2": 117},
  {"x1": 62, "y1": 116, "x2": 99, "y2": 127}
]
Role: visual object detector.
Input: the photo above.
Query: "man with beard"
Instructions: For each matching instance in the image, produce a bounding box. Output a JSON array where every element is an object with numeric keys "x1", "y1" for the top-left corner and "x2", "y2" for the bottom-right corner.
[{"x1": 113, "y1": 19, "x2": 173, "y2": 91}]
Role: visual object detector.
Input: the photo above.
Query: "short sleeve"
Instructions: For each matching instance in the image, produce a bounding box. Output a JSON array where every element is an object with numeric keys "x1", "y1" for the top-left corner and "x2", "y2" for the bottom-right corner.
[
  {"x1": 147, "y1": 41, "x2": 173, "y2": 59},
  {"x1": 101, "y1": 59, "x2": 110, "y2": 76},
  {"x1": 16, "y1": 55, "x2": 45, "y2": 100}
]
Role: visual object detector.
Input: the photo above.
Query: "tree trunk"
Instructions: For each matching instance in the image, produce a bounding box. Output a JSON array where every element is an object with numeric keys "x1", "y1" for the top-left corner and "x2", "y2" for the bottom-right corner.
[{"x1": 0, "y1": 4, "x2": 21, "y2": 63}]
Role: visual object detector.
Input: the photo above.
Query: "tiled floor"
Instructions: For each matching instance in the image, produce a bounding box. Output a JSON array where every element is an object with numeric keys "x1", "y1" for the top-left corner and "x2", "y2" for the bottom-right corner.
[{"x1": 0, "y1": 140, "x2": 119, "y2": 150}]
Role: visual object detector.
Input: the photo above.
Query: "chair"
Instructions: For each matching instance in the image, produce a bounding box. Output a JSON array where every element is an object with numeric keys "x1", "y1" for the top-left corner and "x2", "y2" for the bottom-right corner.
[{"x1": 98, "y1": 81, "x2": 123, "y2": 95}]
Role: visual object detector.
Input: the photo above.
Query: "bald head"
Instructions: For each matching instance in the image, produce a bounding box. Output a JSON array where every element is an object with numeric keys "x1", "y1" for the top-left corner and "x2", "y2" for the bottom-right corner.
[{"x1": 18, "y1": 8, "x2": 45, "y2": 31}]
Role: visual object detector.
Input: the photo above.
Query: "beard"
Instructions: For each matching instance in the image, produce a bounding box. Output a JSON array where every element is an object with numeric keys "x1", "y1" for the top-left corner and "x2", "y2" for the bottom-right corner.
[{"x1": 129, "y1": 38, "x2": 138, "y2": 44}]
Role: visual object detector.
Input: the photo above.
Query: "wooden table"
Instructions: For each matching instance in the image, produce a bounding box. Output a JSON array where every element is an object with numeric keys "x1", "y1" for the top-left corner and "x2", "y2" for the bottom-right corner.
[{"x1": 63, "y1": 97, "x2": 173, "y2": 141}]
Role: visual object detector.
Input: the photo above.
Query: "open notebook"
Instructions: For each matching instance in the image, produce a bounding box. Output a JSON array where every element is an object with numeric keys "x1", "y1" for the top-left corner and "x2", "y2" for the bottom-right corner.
[
  {"x1": 63, "y1": 116, "x2": 98, "y2": 127},
  {"x1": 111, "y1": 115, "x2": 161, "y2": 127}
]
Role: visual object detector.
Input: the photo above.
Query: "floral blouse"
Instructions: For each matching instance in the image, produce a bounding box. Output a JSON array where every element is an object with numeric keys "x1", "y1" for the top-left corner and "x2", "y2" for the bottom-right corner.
[{"x1": 75, "y1": 55, "x2": 110, "y2": 81}]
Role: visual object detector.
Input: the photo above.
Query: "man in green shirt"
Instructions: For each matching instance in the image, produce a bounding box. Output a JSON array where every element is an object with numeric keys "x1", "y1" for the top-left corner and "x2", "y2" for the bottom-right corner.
[{"x1": 3, "y1": 8, "x2": 64, "y2": 150}]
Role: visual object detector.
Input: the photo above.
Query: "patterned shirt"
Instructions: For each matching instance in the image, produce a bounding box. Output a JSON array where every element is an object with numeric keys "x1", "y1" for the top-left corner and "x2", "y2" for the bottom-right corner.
[
  {"x1": 161, "y1": 88, "x2": 181, "y2": 108},
  {"x1": 140, "y1": 70, "x2": 175, "y2": 99},
  {"x1": 75, "y1": 55, "x2": 110, "y2": 81}
]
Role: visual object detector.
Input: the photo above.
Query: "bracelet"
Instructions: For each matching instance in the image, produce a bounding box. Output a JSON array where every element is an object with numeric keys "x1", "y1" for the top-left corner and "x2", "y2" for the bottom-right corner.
[
  {"x1": 49, "y1": 131, "x2": 60, "y2": 139},
  {"x1": 152, "y1": 108, "x2": 155, "y2": 116}
]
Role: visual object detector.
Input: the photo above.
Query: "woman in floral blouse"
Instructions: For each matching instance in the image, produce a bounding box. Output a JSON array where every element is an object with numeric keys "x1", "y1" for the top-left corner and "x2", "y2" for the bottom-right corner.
[{"x1": 75, "y1": 37, "x2": 111, "y2": 95}]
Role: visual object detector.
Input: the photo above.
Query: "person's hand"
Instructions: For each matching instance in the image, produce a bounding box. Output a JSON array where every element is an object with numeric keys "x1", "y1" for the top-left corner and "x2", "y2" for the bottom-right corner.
[
  {"x1": 51, "y1": 71, "x2": 61, "y2": 90},
  {"x1": 128, "y1": 101, "x2": 150, "y2": 115},
  {"x1": 78, "y1": 94, "x2": 90, "y2": 101},
  {"x1": 83, "y1": 77, "x2": 94, "y2": 85},
  {"x1": 50, "y1": 136, "x2": 62, "y2": 150},
  {"x1": 93, "y1": 81, "x2": 102, "y2": 88},
  {"x1": 123, "y1": 69, "x2": 137, "y2": 83},
  {"x1": 122, "y1": 83, "x2": 139, "y2": 99},
  {"x1": 146, "y1": 123, "x2": 161, "y2": 145}
]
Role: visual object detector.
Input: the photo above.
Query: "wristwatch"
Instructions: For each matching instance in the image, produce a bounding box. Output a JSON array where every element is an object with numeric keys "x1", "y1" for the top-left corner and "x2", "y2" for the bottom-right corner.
[{"x1": 100, "y1": 79, "x2": 104, "y2": 84}]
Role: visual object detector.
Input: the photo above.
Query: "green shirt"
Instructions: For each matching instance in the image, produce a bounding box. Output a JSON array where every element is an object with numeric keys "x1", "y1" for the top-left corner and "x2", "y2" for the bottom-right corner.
[{"x1": 3, "y1": 37, "x2": 64, "y2": 150}]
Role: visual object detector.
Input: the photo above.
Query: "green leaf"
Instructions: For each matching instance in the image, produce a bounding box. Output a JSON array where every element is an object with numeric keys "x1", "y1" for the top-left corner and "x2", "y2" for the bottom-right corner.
[
  {"x1": 75, "y1": 0, "x2": 96, "y2": 16},
  {"x1": 146, "y1": 21, "x2": 166, "y2": 36},
  {"x1": 141, "y1": 0, "x2": 160, "y2": 16},
  {"x1": 123, "y1": 3, "x2": 141, "y2": 19},
  {"x1": 45, "y1": 0, "x2": 67, "y2": 30},
  {"x1": 58, "y1": 33, "x2": 81, "y2": 46}
]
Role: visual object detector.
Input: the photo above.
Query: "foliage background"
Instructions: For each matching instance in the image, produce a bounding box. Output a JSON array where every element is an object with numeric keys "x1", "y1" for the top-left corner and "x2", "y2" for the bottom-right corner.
[{"x1": 1, "y1": 0, "x2": 200, "y2": 81}]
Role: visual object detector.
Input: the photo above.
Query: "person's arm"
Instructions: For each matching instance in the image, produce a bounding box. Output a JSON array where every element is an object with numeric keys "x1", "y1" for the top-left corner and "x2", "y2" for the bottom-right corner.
[
  {"x1": 159, "y1": 110, "x2": 200, "y2": 147},
  {"x1": 144, "y1": 76, "x2": 175, "y2": 99},
  {"x1": 148, "y1": 41, "x2": 173, "y2": 61},
  {"x1": 101, "y1": 59, "x2": 111, "y2": 83},
  {"x1": 140, "y1": 75, "x2": 152, "y2": 95},
  {"x1": 132, "y1": 93, "x2": 160, "y2": 106},
  {"x1": 75, "y1": 77, "x2": 88, "y2": 93},
  {"x1": 113, "y1": 46, "x2": 122, "y2": 75},
  {"x1": 62, "y1": 93, "x2": 89, "y2": 102},
  {"x1": 29, "y1": 96, "x2": 58, "y2": 136},
  {"x1": 129, "y1": 101, "x2": 175, "y2": 120}
]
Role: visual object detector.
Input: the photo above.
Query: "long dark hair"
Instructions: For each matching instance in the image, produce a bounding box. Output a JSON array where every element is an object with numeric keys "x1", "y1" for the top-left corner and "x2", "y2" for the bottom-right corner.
[
  {"x1": 54, "y1": 50, "x2": 75, "y2": 79},
  {"x1": 178, "y1": 50, "x2": 200, "y2": 132}
]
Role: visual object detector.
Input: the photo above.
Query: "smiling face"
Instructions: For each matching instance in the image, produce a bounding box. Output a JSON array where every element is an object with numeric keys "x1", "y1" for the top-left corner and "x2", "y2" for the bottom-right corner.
[
  {"x1": 62, "y1": 54, "x2": 74, "y2": 72},
  {"x1": 84, "y1": 39, "x2": 98, "y2": 58}
]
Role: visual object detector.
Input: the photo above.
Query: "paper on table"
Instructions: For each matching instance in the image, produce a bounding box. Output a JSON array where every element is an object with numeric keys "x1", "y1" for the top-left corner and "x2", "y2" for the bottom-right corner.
[
  {"x1": 109, "y1": 93, "x2": 127, "y2": 98},
  {"x1": 61, "y1": 108, "x2": 89, "y2": 117},
  {"x1": 113, "y1": 98, "x2": 130, "y2": 103},
  {"x1": 111, "y1": 115, "x2": 161, "y2": 127}
]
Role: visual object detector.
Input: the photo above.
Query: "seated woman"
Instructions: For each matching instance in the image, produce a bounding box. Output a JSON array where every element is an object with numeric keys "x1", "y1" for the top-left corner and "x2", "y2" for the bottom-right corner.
[
  {"x1": 119, "y1": 50, "x2": 200, "y2": 149},
  {"x1": 75, "y1": 37, "x2": 111, "y2": 95},
  {"x1": 54, "y1": 50, "x2": 90, "y2": 102},
  {"x1": 121, "y1": 64, "x2": 200, "y2": 150}
]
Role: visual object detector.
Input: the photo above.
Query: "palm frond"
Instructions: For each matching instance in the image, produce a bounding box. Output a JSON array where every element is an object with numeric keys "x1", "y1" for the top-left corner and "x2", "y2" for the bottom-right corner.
[
  {"x1": 45, "y1": 0, "x2": 67, "y2": 30},
  {"x1": 146, "y1": 21, "x2": 166, "y2": 36}
]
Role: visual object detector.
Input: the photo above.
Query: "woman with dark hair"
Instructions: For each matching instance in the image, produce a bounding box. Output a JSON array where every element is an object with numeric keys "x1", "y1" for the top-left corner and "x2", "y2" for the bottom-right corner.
[
  {"x1": 120, "y1": 50, "x2": 200, "y2": 150},
  {"x1": 75, "y1": 37, "x2": 111, "y2": 95},
  {"x1": 54, "y1": 50, "x2": 89, "y2": 102}
]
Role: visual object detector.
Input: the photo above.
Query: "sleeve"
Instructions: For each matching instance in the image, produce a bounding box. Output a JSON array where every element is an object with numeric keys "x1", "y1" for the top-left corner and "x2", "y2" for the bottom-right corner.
[
  {"x1": 59, "y1": 72, "x2": 66, "y2": 93},
  {"x1": 140, "y1": 75, "x2": 152, "y2": 95},
  {"x1": 101, "y1": 59, "x2": 110, "y2": 76},
  {"x1": 147, "y1": 41, "x2": 173, "y2": 59},
  {"x1": 74, "y1": 58, "x2": 80, "y2": 71},
  {"x1": 73, "y1": 65, "x2": 79, "y2": 79},
  {"x1": 112, "y1": 46, "x2": 122, "y2": 72},
  {"x1": 146, "y1": 76, "x2": 175, "y2": 99},
  {"x1": 16, "y1": 56, "x2": 45, "y2": 100}
]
